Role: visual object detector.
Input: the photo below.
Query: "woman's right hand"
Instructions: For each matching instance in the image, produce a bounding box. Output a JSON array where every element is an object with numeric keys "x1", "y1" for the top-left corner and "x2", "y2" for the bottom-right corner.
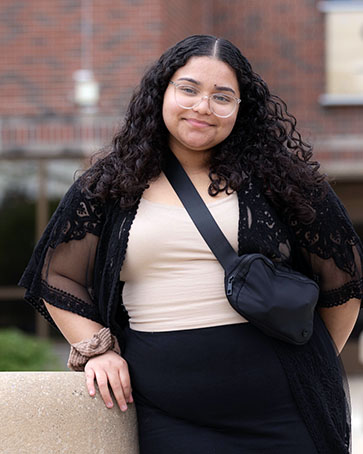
[{"x1": 84, "y1": 350, "x2": 133, "y2": 411}]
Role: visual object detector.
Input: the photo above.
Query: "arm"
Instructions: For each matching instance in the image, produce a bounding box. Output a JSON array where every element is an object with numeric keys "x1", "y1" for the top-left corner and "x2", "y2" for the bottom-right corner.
[
  {"x1": 45, "y1": 301, "x2": 103, "y2": 343},
  {"x1": 45, "y1": 302, "x2": 133, "y2": 411},
  {"x1": 20, "y1": 181, "x2": 132, "y2": 410},
  {"x1": 288, "y1": 184, "x2": 362, "y2": 354},
  {"x1": 318, "y1": 298, "x2": 360, "y2": 354}
]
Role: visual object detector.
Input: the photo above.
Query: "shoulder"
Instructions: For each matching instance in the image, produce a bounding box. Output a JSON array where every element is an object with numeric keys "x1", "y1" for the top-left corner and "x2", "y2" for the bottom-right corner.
[
  {"x1": 288, "y1": 182, "x2": 363, "y2": 269},
  {"x1": 313, "y1": 182, "x2": 352, "y2": 225},
  {"x1": 45, "y1": 176, "x2": 115, "y2": 245},
  {"x1": 291, "y1": 182, "x2": 355, "y2": 235}
]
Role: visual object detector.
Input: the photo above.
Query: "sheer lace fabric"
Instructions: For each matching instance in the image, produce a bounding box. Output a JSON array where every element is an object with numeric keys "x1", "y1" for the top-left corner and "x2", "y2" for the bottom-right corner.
[
  {"x1": 290, "y1": 186, "x2": 363, "y2": 307},
  {"x1": 19, "y1": 181, "x2": 107, "y2": 326},
  {"x1": 237, "y1": 181, "x2": 363, "y2": 308}
]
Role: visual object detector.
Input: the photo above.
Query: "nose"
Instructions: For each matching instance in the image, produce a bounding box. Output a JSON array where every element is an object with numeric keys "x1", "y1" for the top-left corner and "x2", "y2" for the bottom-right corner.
[{"x1": 192, "y1": 95, "x2": 212, "y2": 115}]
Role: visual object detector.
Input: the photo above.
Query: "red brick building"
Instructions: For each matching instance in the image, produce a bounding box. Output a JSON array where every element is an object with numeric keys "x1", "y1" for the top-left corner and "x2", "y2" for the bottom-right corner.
[{"x1": 0, "y1": 0, "x2": 362, "y2": 333}]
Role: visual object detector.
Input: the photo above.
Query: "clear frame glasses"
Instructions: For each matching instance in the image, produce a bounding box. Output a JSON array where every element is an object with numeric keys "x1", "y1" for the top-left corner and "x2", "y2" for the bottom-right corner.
[{"x1": 169, "y1": 81, "x2": 241, "y2": 118}]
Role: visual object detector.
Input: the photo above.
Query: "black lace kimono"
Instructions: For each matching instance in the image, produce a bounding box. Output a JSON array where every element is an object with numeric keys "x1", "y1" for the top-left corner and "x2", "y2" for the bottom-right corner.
[{"x1": 19, "y1": 176, "x2": 363, "y2": 454}]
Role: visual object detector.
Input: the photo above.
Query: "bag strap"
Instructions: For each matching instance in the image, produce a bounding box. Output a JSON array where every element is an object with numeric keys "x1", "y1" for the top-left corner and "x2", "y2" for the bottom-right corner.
[{"x1": 163, "y1": 152, "x2": 240, "y2": 274}]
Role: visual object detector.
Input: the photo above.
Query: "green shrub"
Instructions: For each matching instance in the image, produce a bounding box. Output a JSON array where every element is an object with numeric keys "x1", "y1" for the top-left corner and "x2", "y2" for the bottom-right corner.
[{"x1": 0, "y1": 328, "x2": 62, "y2": 371}]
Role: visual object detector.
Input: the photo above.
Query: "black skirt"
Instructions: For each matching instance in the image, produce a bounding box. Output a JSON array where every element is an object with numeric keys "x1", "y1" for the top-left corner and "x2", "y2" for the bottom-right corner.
[{"x1": 123, "y1": 322, "x2": 318, "y2": 454}]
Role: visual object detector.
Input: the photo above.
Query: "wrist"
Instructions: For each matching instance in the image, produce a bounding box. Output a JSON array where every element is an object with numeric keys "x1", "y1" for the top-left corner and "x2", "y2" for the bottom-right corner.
[{"x1": 67, "y1": 327, "x2": 121, "y2": 371}]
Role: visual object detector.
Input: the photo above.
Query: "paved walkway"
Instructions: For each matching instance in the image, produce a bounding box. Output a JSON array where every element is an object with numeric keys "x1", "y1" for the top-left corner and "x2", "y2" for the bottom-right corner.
[{"x1": 350, "y1": 376, "x2": 363, "y2": 453}]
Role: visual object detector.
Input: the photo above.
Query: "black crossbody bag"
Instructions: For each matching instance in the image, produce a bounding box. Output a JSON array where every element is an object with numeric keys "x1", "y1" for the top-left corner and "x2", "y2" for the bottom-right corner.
[{"x1": 164, "y1": 153, "x2": 319, "y2": 345}]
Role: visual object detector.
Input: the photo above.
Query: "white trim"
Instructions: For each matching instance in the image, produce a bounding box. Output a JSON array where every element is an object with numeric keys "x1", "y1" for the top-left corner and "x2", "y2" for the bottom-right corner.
[
  {"x1": 317, "y1": 1, "x2": 363, "y2": 13},
  {"x1": 315, "y1": 134, "x2": 363, "y2": 150},
  {"x1": 320, "y1": 162, "x2": 363, "y2": 179},
  {"x1": 319, "y1": 93, "x2": 363, "y2": 106}
]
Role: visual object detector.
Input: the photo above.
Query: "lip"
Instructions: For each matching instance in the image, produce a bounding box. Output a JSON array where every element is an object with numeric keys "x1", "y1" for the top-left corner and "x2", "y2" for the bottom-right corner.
[{"x1": 184, "y1": 117, "x2": 214, "y2": 128}]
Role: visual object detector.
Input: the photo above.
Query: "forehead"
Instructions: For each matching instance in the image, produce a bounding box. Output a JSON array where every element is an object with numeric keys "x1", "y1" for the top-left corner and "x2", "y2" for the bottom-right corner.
[{"x1": 172, "y1": 56, "x2": 239, "y2": 91}]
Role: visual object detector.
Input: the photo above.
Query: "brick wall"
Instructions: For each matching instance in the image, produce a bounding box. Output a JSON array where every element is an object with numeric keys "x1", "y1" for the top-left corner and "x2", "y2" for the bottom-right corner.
[
  {"x1": 0, "y1": 0, "x2": 208, "y2": 118},
  {"x1": 160, "y1": 0, "x2": 212, "y2": 51},
  {"x1": 1, "y1": 0, "x2": 81, "y2": 116},
  {"x1": 213, "y1": 0, "x2": 363, "y2": 138},
  {"x1": 0, "y1": 0, "x2": 164, "y2": 117},
  {"x1": 1, "y1": 0, "x2": 362, "y2": 174},
  {"x1": 2, "y1": 0, "x2": 361, "y2": 133}
]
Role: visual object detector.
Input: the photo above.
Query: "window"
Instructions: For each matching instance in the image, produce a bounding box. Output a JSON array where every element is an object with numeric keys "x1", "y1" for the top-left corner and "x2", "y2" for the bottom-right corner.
[{"x1": 318, "y1": 1, "x2": 363, "y2": 105}]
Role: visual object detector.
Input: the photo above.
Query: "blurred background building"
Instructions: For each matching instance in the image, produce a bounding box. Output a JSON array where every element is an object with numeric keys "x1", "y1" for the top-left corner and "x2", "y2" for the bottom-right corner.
[{"x1": 0, "y1": 0, "x2": 362, "y2": 352}]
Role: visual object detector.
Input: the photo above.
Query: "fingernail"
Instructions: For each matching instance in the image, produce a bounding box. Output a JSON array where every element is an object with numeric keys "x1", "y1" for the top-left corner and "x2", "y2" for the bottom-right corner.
[
  {"x1": 121, "y1": 404, "x2": 128, "y2": 412},
  {"x1": 89, "y1": 390, "x2": 95, "y2": 396},
  {"x1": 107, "y1": 402, "x2": 113, "y2": 408}
]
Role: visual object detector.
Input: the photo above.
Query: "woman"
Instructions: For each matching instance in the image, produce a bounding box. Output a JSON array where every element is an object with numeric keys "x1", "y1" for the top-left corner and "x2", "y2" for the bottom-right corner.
[{"x1": 20, "y1": 35, "x2": 362, "y2": 453}]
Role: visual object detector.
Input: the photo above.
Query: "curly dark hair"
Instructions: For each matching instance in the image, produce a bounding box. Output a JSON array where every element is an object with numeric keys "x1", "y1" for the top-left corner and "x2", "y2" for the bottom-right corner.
[{"x1": 82, "y1": 34, "x2": 326, "y2": 224}]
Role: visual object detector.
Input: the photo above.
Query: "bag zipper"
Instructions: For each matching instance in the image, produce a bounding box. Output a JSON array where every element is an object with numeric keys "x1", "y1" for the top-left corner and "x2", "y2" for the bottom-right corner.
[{"x1": 227, "y1": 275, "x2": 235, "y2": 295}]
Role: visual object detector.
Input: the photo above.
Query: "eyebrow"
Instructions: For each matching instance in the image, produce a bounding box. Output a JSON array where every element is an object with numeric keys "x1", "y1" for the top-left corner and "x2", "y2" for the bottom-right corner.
[{"x1": 176, "y1": 77, "x2": 237, "y2": 95}]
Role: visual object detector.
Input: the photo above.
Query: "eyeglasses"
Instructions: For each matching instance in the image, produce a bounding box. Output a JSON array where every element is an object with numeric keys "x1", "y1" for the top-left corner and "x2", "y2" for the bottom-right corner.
[{"x1": 169, "y1": 81, "x2": 241, "y2": 118}]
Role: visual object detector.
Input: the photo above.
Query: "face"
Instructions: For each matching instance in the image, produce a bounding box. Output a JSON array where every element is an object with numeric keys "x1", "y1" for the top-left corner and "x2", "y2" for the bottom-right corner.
[{"x1": 162, "y1": 56, "x2": 240, "y2": 157}]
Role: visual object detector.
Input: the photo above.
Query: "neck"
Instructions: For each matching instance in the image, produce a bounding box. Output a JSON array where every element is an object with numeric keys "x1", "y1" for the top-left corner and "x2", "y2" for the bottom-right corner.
[{"x1": 169, "y1": 145, "x2": 211, "y2": 175}]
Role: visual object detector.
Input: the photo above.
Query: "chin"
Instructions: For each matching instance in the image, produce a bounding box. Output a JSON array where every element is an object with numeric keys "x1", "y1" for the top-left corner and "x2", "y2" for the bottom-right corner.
[
  {"x1": 185, "y1": 145, "x2": 214, "y2": 153},
  {"x1": 181, "y1": 140, "x2": 216, "y2": 151}
]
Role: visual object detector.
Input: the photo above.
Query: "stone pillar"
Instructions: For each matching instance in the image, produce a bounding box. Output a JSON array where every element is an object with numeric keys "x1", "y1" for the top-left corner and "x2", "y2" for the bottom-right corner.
[
  {"x1": 359, "y1": 331, "x2": 363, "y2": 365},
  {"x1": 0, "y1": 372, "x2": 139, "y2": 454}
]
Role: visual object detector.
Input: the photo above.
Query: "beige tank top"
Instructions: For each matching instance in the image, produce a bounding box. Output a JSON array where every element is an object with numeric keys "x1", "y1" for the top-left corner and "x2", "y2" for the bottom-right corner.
[{"x1": 120, "y1": 193, "x2": 248, "y2": 332}]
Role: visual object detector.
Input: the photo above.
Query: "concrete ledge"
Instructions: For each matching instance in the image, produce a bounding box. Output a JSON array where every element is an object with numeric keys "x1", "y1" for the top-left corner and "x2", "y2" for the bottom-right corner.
[{"x1": 0, "y1": 372, "x2": 139, "y2": 454}]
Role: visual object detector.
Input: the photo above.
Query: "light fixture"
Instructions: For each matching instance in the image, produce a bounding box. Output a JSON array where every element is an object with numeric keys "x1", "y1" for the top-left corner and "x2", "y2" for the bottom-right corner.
[{"x1": 73, "y1": 69, "x2": 99, "y2": 110}]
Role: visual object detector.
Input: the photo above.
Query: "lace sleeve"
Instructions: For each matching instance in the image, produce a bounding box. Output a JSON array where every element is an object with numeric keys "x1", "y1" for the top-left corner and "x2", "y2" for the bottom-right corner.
[
  {"x1": 289, "y1": 183, "x2": 363, "y2": 308},
  {"x1": 18, "y1": 179, "x2": 106, "y2": 327}
]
